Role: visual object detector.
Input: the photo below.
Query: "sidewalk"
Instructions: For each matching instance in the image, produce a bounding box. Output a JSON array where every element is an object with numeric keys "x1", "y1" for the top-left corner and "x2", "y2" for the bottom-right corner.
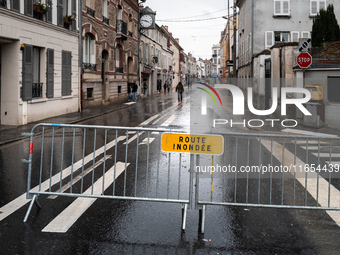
[{"x1": 0, "y1": 90, "x2": 178, "y2": 146}]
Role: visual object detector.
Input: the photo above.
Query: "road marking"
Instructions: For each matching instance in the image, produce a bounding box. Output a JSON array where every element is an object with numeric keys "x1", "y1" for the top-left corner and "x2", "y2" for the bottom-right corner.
[
  {"x1": 161, "y1": 114, "x2": 178, "y2": 126},
  {"x1": 293, "y1": 140, "x2": 329, "y2": 145},
  {"x1": 326, "y1": 161, "x2": 340, "y2": 165},
  {"x1": 42, "y1": 162, "x2": 128, "y2": 233},
  {"x1": 301, "y1": 146, "x2": 340, "y2": 150},
  {"x1": 124, "y1": 102, "x2": 136, "y2": 105},
  {"x1": 261, "y1": 140, "x2": 340, "y2": 226},
  {"x1": 0, "y1": 136, "x2": 125, "y2": 222},
  {"x1": 282, "y1": 128, "x2": 338, "y2": 137},
  {"x1": 312, "y1": 153, "x2": 340, "y2": 158},
  {"x1": 140, "y1": 114, "x2": 160, "y2": 126},
  {"x1": 47, "y1": 155, "x2": 112, "y2": 199},
  {"x1": 151, "y1": 132, "x2": 159, "y2": 135},
  {"x1": 139, "y1": 137, "x2": 155, "y2": 145}
]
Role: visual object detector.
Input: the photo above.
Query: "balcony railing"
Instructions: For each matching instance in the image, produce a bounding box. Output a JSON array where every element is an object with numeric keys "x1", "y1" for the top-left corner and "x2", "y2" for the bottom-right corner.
[
  {"x1": 212, "y1": 54, "x2": 217, "y2": 57},
  {"x1": 84, "y1": 63, "x2": 97, "y2": 71},
  {"x1": 116, "y1": 19, "x2": 127, "y2": 36},
  {"x1": 32, "y1": 83, "x2": 43, "y2": 98},
  {"x1": 0, "y1": 0, "x2": 7, "y2": 8},
  {"x1": 116, "y1": 67, "x2": 124, "y2": 73},
  {"x1": 128, "y1": 31, "x2": 133, "y2": 37},
  {"x1": 103, "y1": 15, "x2": 109, "y2": 25},
  {"x1": 86, "y1": 6, "x2": 95, "y2": 17},
  {"x1": 33, "y1": 10, "x2": 44, "y2": 20}
]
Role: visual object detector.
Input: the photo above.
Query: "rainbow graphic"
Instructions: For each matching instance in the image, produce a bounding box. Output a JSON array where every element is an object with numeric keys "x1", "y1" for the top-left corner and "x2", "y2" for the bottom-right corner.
[{"x1": 197, "y1": 82, "x2": 223, "y2": 106}]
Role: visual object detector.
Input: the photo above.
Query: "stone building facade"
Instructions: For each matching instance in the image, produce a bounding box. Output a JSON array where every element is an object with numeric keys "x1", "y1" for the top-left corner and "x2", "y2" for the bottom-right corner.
[{"x1": 82, "y1": 0, "x2": 138, "y2": 108}]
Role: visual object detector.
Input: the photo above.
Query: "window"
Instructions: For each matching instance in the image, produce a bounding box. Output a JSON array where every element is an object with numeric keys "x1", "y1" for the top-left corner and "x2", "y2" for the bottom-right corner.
[
  {"x1": 274, "y1": 0, "x2": 290, "y2": 16},
  {"x1": 84, "y1": 33, "x2": 96, "y2": 70},
  {"x1": 328, "y1": 76, "x2": 340, "y2": 102},
  {"x1": 46, "y1": 49, "x2": 54, "y2": 98},
  {"x1": 117, "y1": 5, "x2": 122, "y2": 20},
  {"x1": 301, "y1": 31, "x2": 311, "y2": 39},
  {"x1": 116, "y1": 45, "x2": 123, "y2": 73},
  {"x1": 310, "y1": 0, "x2": 326, "y2": 16},
  {"x1": 62, "y1": 51, "x2": 72, "y2": 96},
  {"x1": 274, "y1": 32, "x2": 289, "y2": 43},
  {"x1": 291, "y1": 31, "x2": 300, "y2": 42},
  {"x1": 24, "y1": 0, "x2": 33, "y2": 16},
  {"x1": 12, "y1": 0, "x2": 20, "y2": 12},
  {"x1": 46, "y1": 0, "x2": 53, "y2": 23},
  {"x1": 103, "y1": 0, "x2": 107, "y2": 17}
]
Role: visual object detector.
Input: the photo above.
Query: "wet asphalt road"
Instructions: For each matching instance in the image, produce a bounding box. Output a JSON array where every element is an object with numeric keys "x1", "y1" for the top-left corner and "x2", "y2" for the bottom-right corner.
[{"x1": 1, "y1": 86, "x2": 340, "y2": 254}]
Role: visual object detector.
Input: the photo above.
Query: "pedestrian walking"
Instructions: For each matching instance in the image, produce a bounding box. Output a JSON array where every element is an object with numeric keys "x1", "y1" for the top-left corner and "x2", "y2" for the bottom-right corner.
[
  {"x1": 157, "y1": 79, "x2": 161, "y2": 93},
  {"x1": 132, "y1": 81, "x2": 138, "y2": 102},
  {"x1": 167, "y1": 82, "x2": 171, "y2": 93},
  {"x1": 127, "y1": 82, "x2": 131, "y2": 101},
  {"x1": 163, "y1": 81, "x2": 167, "y2": 94},
  {"x1": 176, "y1": 81, "x2": 184, "y2": 103},
  {"x1": 143, "y1": 79, "x2": 148, "y2": 95}
]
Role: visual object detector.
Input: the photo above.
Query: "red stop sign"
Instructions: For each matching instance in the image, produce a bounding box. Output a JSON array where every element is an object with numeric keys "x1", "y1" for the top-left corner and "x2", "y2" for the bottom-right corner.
[
  {"x1": 297, "y1": 52, "x2": 312, "y2": 68},
  {"x1": 177, "y1": 73, "x2": 180, "y2": 76}
]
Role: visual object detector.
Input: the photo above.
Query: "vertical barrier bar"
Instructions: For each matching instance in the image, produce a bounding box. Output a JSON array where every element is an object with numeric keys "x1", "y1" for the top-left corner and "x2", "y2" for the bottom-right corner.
[
  {"x1": 258, "y1": 137, "x2": 261, "y2": 204},
  {"x1": 146, "y1": 131, "x2": 150, "y2": 197},
  {"x1": 210, "y1": 156, "x2": 214, "y2": 202},
  {"x1": 59, "y1": 127, "x2": 65, "y2": 192},
  {"x1": 305, "y1": 139, "x2": 309, "y2": 206},
  {"x1": 246, "y1": 137, "x2": 249, "y2": 204},
  {"x1": 49, "y1": 127, "x2": 55, "y2": 192},
  {"x1": 102, "y1": 129, "x2": 108, "y2": 195},
  {"x1": 70, "y1": 128, "x2": 76, "y2": 193},
  {"x1": 39, "y1": 126, "x2": 45, "y2": 191},
  {"x1": 195, "y1": 154, "x2": 200, "y2": 209},
  {"x1": 124, "y1": 131, "x2": 129, "y2": 197},
  {"x1": 156, "y1": 132, "x2": 161, "y2": 198},
  {"x1": 167, "y1": 153, "x2": 171, "y2": 199},
  {"x1": 281, "y1": 138, "x2": 285, "y2": 205},
  {"x1": 234, "y1": 137, "x2": 238, "y2": 203},
  {"x1": 178, "y1": 153, "x2": 182, "y2": 200},
  {"x1": 134, "y1": 131, "x2": 140, "y2": 197},
  {"x1": 91, "y1": 129, "x2": 97, "y2": 195},
  {"x1": 293, "y1": 138, "x2": 297, "y2": 206},
  {"x1": 26, "y1": 132, "x2": 35, "y2": 199},
  {"x1": 316, "y1": 139, "x2": 320, "y2": 206},
  {"x1": 81, "y1": 128, "x2": 86, "y2": 194},
  {"x1": 270, "y1": 138, "x2": 273, "y2": 205},
  {"x1": 328, "y1": 140, "x2": 332, "y2": 208},
  {"x1": 113, "y1": 130, "x2": 118, "y2": 196},
  {"x1": 189, "y1": 154, "x2": 194, "y2": 210},
  {"x1": 222, "y1": 135, "x2": 226, "y2": 203}
]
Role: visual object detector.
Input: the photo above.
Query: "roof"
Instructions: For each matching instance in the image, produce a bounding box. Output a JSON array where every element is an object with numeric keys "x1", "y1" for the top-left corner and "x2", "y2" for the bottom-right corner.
[
  {"x1": 253, "y1": 49, "x2": 271, "y2": 58},
  {"x1": 293, "y1": 62, "x2": 340, "y2": 70}
]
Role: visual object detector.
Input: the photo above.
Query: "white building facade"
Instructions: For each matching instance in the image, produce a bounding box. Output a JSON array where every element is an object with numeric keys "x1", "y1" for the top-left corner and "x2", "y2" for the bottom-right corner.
[
  {"x1": 0, "y1": 0, "x2": 80, "y2": 125},
  {"x1": 211, "y1": 44, "x2": 220, "y2": 76}
]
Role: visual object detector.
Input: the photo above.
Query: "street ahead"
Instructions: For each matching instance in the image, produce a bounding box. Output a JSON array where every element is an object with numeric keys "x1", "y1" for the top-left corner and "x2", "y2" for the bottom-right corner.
[{"x1": 1, "y1": 85, "x2": 340, "y2": 254}]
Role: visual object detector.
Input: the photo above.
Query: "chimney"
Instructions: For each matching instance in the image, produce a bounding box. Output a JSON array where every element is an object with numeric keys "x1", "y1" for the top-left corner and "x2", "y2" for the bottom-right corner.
[{"x1": 175, "y1": 38, "x2": 179, "y2": 44}]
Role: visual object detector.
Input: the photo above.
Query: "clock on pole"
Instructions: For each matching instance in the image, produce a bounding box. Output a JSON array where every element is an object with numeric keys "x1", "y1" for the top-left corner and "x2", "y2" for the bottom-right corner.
[{"x1": 139, "y1": 6, "x2": 156, "y2": 29}]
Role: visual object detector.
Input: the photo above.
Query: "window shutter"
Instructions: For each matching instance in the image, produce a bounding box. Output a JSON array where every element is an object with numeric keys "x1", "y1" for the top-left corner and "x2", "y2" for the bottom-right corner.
[
  {"x1": 25, "y1": 0, "x2": 33, "y2": 16},
  {"x1": 302, "y1": 31, "x2": 311, "y2": 38},
  {"x1": 265, "y1": 31, "x2": 274, "y2": 48},
  {"x1": 274, "y1": 0, "x2": 281, "y2": 15},
  {"x1": 46, "y1": 0, "x2": 53, "y2": 23},
  {"x1": 22, "y1": 44, "x2": 33, "y2": 101},
  {"x1": 290, "y1": 31, "x2": 299, "y2": 42},
  {"x1": 143, "y1": 43, "x2": 146, "y2": 63},
  {"x1": 57, "y1": 0, "x2": 64, "y2": 27},
  {"x1": 282, "y1": 0, "x2": 289, "y2": 15},
  {"x1": 90, "y1": 39, "x2": 96, "y2": 64},
  {"x1": 11, "y1": 0, "x2": 20, "y2": 12},
  {"x1": 310, "y1": 0, "x2": 317, "y2": 15},
  {"x1": 319, "y1": 1, "x2": 326, "y2": 11},
  {"x1": 62, "y1": 51, "x2": 72, "y2": 96},
  {"x1": 46, "y1": 49, "x2": 54, "y2": 98},
  {"x1": 72, "y1": 0, "x2": 77, "y2": 31}
]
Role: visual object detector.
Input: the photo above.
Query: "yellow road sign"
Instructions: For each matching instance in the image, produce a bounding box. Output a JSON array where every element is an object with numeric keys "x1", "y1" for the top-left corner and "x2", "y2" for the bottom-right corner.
[{"x1": 161, "y1": 133, "x2": 224, "y2": 155}]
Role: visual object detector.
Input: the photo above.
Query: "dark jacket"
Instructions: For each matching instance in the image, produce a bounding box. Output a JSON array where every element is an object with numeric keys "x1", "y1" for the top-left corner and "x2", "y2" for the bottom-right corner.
[
  {"x1": 127, "y1": 83, "x2": 131, "y2": 93},
  {"x1": 132, "y1": 83, "x2": 138, "y2": 92},
  {"x1": 176, "y1": 83, "x2": 184, "y2": 93}
]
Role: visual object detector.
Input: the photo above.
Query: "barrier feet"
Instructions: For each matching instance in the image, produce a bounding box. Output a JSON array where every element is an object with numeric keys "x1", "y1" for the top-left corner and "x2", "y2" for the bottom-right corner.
[
  {"x1": 198, "y1": 205, "x2": 206, "y2": 234},
  {"x1": 23, "y1": 195, "x2": 41, "y2": 222},
  {"x1": 181, "y1": 204, "x2": 188, "y2": 232}
]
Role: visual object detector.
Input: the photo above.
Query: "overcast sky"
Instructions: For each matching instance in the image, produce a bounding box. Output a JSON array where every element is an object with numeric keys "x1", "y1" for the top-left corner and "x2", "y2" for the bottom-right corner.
[{"x1": 143, "y1": 0, "x2": 233, "y2": 60}]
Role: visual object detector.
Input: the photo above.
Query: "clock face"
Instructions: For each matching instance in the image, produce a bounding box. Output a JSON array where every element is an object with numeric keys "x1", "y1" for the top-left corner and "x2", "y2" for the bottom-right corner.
[{"x1": 140, "y1": 15, "x2": 153, "y2": 28}]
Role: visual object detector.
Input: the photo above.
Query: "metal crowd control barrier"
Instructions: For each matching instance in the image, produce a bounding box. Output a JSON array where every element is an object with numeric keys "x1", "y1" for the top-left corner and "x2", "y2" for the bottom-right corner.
[
  {"x1": 22, "y1": 125, "x2": 340, "y2": 234},
  {"x1": 22, "y1": 123, "x2": 190, "y2": 230},
  {"x1": 194, "y1": 132, "x2": 340, "y2": 233}
]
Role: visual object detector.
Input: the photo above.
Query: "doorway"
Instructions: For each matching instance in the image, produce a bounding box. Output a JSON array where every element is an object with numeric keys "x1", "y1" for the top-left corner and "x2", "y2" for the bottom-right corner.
[
  {"x1": 101, "y1": 50, "x2": 109, "y2": 101},
  {"x1": 265, "y1": 58, "x2": 271, "y2": 110}
]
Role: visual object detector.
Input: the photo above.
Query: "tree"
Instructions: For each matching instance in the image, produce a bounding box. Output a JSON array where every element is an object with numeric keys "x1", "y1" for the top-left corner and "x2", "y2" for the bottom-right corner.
[{"x1": 312, "y1": 4, "x2": 340, "y2": 47}]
